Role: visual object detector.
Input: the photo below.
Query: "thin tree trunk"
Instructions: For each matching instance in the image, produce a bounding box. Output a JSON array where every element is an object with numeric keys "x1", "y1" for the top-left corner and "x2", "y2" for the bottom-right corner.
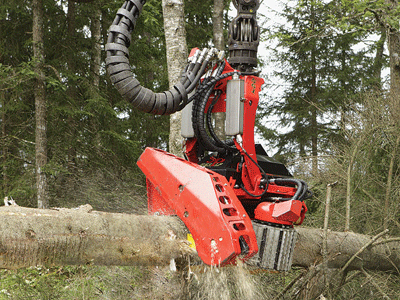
[
  {"x1": 339, "y1": 48, "x2": 347, "y2": 134},
  {"x1": 212, "y1": 0, "x2": 225, "y2": 51},
  {"x1": 373, "y1": 26, "x2": 386, "y2": 90},
  {"x1": 1, "y1": 90, "x2": 7, "y2": 196},
  {"x1": 212, "y1": 0, "x2": 226, "y2": 141},
  {"x1": 310, "y1": 4, "x2": 318, "y2": 175},
  {"x1": 388, "y1": 28, "x2": 400, "y2": 99},
  {"x1": 311, "y1": 68, "x2": 318, "y2": 174},
  {"x1": 345, "y1": 140, "x2": 360, "y2": 232},
  {"x1": 386, "y1": 6, "x2": 400, "y2": 230},
  {"x1": 32, "y1": 0, "x2": 48, "y2": 208},
  {"x1": 323, "y1": 182, "x2": 336, "y2": 288},
  {"x1": 1, "y1": 205, "x2": 400, "y2": 273},
  {"x1": 88, "y1": 5, "x2": 102, "y2": 160},
  {"x1": 162, "y1": 0, "x2": 188, "y2": 157},
  {"x1": 91, "y1": 5, "x2": 101, "y2": 88},
  {"x1": 66, "y1": 0, "x2": 77, "y2": 175},
  {"x1": 384, "y1": 135, "x2": 400, "y2": 230}
]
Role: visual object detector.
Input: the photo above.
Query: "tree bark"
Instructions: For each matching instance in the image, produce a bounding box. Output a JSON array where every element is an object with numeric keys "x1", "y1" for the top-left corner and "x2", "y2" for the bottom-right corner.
[
  {"x1": 310, "y1": 4, "x2": 318, "y2": 176},
  {"x1": 345, "y1": 140, "x2": 360, "y2": 232},
  {"x1": 1, "y1": 205, "x2": 400, "y2": 273},
  {"x1": 1, "y1": 90, "x2": 7, "y2": 196},
  {"x1": 0, "y1": 205, "x2": 189, "y2": 269},
  {"x1": 212, "y1": 0, "x2": 225, "y2": 51},
  {"x1": 162, "y1": 0, "x2": 188, "y2": 157},
  {"x1": 388, "y1": 27, "x2": 400, "y2": 99},
  {"x1": 293, "y1": 227, "x2": 400, "y2": 272},
  {"x1": 372, "y1": 25, "x2": 386, "y2": 90},
  {"x1": 212, "y1": 0, "x2": 226, "y2": 141},
  {"x1": 32, "y1": 0, "x2": 48, "y2": 209},
  {"x1": 91, "y1": 4, "x2": 101, "y2": 88},
  {"x1": 66, "y1": 0, "x2": 78, "y2": 177},
  {"x1": 384, "y1": 135, "x2": 400, "y2": 230}
]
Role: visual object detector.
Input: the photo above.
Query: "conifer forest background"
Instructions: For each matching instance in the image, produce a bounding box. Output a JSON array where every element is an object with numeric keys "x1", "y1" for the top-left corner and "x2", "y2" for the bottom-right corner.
[{"x1": 1, "y1": 0, "x2": 400, "y2": 298}]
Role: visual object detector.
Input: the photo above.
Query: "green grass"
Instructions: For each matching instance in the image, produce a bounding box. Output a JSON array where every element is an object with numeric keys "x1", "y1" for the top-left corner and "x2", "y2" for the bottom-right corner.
[{"x1": 0, "y1": 265, "x2": 157, "y2": 300}]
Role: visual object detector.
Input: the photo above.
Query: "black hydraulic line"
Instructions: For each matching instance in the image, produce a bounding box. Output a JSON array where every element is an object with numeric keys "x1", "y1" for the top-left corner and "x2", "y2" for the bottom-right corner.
[
  {"x1": 263, "y1": 179, "x2": 312, "y2": 201},
  {"x1": 270, "y1": 178, "x2": 305, "y2": 201},
  {"x1": 206, "y1": 91, "x2": 237, "y2": 152},
  {"x1": 178, "y1": 56, "x2": 213, "y2": 111},
  {"x1": 206, "y1": 91, "x2": 224, "y2": 144},
  {"x1": 190, "y1": 71, "x2": 237, "y2": 105},
  {"x1": 235, "y1": 142, "x2": 269, "y2": 198},
  {"x1": 302, "y1": 189, "x2": 313, "y2": 200},
  {"x1": 106, "y1": 0, "x2": 209, "y2": 115},
  {"x1": 299, "y1": 181, "x2": 309, "y2": 200},
  {"x1": 191, "y1": 71, "x2": 240, "y2": 153},
  {"x1": 196, "y1": 61, "x2": 237, "y2": 152},
  {"x1": 192, "y1": 79, "x2": 224, "y2": 153},
  {"x1": 185, "y1": 50, "x2": 220, "y2": 97},
  {"x1": 191, "y1": 78, "x2": 214, "y2": 149}
]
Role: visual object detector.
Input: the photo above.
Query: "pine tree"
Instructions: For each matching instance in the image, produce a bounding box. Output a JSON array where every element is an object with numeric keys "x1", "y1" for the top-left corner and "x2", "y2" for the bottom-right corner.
[{"x1": 260, "y1": 0, "x2": 376, "y2": 175}]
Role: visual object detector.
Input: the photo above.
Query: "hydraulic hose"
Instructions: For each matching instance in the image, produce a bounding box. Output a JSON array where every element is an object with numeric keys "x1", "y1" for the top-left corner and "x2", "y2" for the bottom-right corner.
[
  {"x1": 106, "y1": 0, "x2": 212, "y2": 115},
  {"x1": 191, "y1": 71, "x2": 240, "y2": 153},
  {"x1": 269, "y1": 178, "x2": 309, "y2": 201}
]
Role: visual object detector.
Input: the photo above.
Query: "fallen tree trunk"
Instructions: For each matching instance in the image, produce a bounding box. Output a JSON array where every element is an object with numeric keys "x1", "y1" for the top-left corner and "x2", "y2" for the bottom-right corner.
[
  {"x1": 294, "y1": 227, "x2": 400, "y2": 272},
  {"x1": 1, "y1": 205, "x2": 400, "y2": 273},
  {"x1": 0, "y1": 205, "x2": 189, "y2": 269}
]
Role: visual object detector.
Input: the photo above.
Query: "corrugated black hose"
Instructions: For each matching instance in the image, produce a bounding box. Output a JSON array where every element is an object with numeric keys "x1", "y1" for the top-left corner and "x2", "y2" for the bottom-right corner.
[{"x1": 106, "y1": 0, "x2": 212, "y2": 115}]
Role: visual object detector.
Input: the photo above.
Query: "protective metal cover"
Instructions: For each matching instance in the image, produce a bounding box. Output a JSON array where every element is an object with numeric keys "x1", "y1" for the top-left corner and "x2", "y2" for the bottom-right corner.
[
  {"x1": 225, "y1": 78, "x2": 244, "y2": 136},
  {"x1": 181, "y1": 101, "x2": 195, "y2": 138}
]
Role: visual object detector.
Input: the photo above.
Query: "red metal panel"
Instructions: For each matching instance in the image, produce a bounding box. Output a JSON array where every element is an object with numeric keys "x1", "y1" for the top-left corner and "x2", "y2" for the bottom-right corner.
[
  {"x1": 254, "y1": 200, "x2": 308, "y2": 226},
  {"x1": 272, "y1": 200, "x2": 303, "y2": 222},
  {"x1": 146, "y1": 179, "x2": 175, "y2": 215},
  {"x1": 137, "y1": 147, "x2": 258, "y2": 266},
  {"x1": 239, "y1": 76, "x2": 265, "y2": 195},
  {"x1": 183, "y1": 138, "x2": 198, "y2": 164}
]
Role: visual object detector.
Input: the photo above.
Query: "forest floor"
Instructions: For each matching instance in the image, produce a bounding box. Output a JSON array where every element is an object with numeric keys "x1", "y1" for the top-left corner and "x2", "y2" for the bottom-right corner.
[
  {"x1": 0, "y1": 265, "x2": 184, "y2": 300},
  {"x1": 0, "y1": 262, "x2": 287, "y2": 300}
]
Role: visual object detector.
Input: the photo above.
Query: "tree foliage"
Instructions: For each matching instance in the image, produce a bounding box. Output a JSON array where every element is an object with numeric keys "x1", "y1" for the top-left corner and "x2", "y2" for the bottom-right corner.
[
  {"x1": 258, "y1": 0, "x2": 387, "y2": 171},
  {"x1": 0, "y1": 0, "x2": 172, "y2": 208},
  {"x1": 2, "y1": 0, "x2": 400, "y2": 298},
  {"x1": 0, "y1": 0, "x2": 230, "y2": 209}
]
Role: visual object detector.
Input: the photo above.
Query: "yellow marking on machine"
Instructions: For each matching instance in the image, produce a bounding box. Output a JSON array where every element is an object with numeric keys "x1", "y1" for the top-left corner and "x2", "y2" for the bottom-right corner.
[{"x1": 187, "y1": 233, "x2": 196, "y2": 250}]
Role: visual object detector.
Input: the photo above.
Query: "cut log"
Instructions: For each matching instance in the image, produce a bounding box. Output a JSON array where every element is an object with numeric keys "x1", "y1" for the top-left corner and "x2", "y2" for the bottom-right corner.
[
  {"x1": 0, "y1": 205, "x2": 189, "y2": 269},
  {"x1": 1, "y1": 205, "x2": 400, "y2": 273},
  {"x1": 294, "y1": 227, "x2": 400, "y2": 272}
]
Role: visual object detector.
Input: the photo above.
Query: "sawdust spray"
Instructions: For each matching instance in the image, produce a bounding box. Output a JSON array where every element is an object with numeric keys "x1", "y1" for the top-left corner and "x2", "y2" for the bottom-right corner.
[{"x1": 183, "y1": 260, "x2": 269, "y2": 300}]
